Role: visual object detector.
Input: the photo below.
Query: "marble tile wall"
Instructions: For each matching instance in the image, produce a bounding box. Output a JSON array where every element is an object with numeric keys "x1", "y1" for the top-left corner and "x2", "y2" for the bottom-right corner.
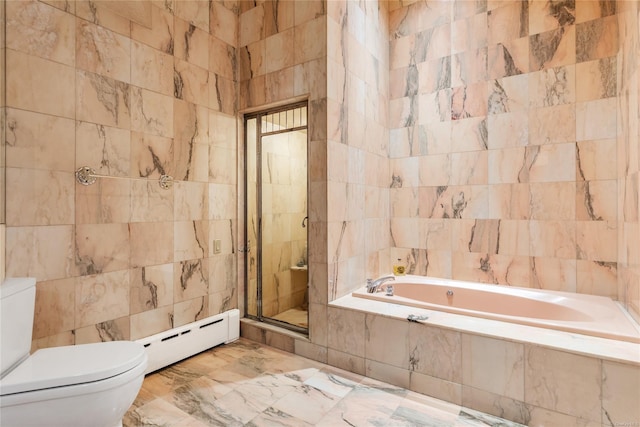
[
  {"x1": 3, "y1": 0, "x2": 239, "y2": 349},
  {"x1": 387, "y1": 0, "x2": 637, "y2": 305},
  {"x1": 325, "y1": 0, "x2": 390, "y2": 301},
  {"x1": 238, "y1": 0, "x2": 328, "y2": 343},
  {"x1": 617, "y1": 1, "x2": 640, "y2": 323},
  {"x1": 315, "y1": 304, "x2": 640, "y2": 426}
]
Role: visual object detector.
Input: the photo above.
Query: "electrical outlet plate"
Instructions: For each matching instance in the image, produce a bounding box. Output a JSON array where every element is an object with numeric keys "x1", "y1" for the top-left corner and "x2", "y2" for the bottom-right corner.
[{"x1": 214, "y1": 239, "x2": 221, "y2": 254}]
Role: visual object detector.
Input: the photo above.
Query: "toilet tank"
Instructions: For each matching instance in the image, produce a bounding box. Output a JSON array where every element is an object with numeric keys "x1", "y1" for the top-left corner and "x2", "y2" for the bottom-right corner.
[{"x1": 0, "y1": 278, "x2": 37, "y2": 377}]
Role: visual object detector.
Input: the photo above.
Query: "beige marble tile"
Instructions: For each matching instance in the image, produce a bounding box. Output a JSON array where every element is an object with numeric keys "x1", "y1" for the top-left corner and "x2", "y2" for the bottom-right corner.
[
  {"x1": 528, "y1": 0, "x2": 575, "y2": 36},
  {"x1": 239, "y1": 40, "x2": 266, "y2": 81},
  {"x1": 530, "y1": 182, "x2": 576, "y2": 220},
  {"x1": 527, "y1": 143, "x2": 576, "y2": 182},
  {"x1": 602, "y1": 361, "x2": 640, "y2": 424},
  {"x1": 131, "y1": 87, "x2": 174, "y2": 138},
  {"x1": 6, "y1": 0, "x2": 75, "y2": 66},
  {"x1": 487, "y1": 36, "x2": 530, "y2": 79},
  {"x1": 529, "y1": 26, "x2": 576, "y2": 71},
  {"x1": 487, "y1": 111, "x2": 528, "y2": 149},
  {"x1": 130, "y1": 264, "x2": 174, "y2": 315},
  {"x1": 576, "y1": 57, "x2": 616, "y2": 102},
  {"x1": 209, "y1": 73, "x2": 236, "y2": 114},
  {"x1": 410, "y1": 372, "x2": 462, "y2": 406},
  {"x1": 576, "y1": 98, "x2": 617, "y2": 141},
  {"x1": 451, "y1": 13, "x2": 487, "y2": 54},
  {"x1": 173, "y1": 18, "x2": 209, "y2": 71},
  {"x1": 6, "y1": 50, "x2": 75, "y2": 119},
  {"x1": 76, "y1": 19, "x2": 131, "y2": 83},
  {"x1": 131, "y1": 41, "x2": 174, "y2": 96},
  {"x1": 462, "y1": 334, "x2": 524, "y2": 400},
  {"x1": 576, "y1": 259, "x2": 617, "y2": 299},
  {"x1": 239, "y1": 4, "x2": 264, "y2": 47},
  {"x1": 130, "y1": 181, "x2": 174, "y2": 222},
  {"x1": 75, "y1": 270, "x2": 130, "y2": 328},
  {"x1": 130, "y1": 221, "x2": 174, "y2": 267},
  {"x1": 174, "y1": 0, "x2": 209, "y2": 32},
  {"x1": 529, "y1": 221, "x2": 576, "y2": 259},
  {"x1": 528, "y1": 65, "x2": 576, "y2": 108},
  {"x1": 365, "y1": 314, "x2": 409, "y2": 369},
  {"x1": 75, "y1": 316, "x2": 130, "y2": 344},
  {"x1": 450, "y1": 151, "x2": 488, "y2": 185},
  {"x1": 576, "y1": 139, "x2": 617, "y2": 181},
  {"x1": 6, "y1": 168, "x2": 74, "y2": 226},
  {"x1": 576, "y1": 180, "x2": 617, "y2": 221},
  {"x1": 488, "y1": 74, "x2": 529, "y2": 114},
  {"x1": 76, "y1": 121, "x2": 130, "y2": 177},
  {"x1": 525, "y1": 346, "x2": 601, "y2": 422},
  {"x1": 327, "y1": 306, "x2": 366, "y2": 357},
  {"x1": 130, "y1": 305, "x2": 174, "y2": 340},
  {"x1": 530, "y1": 257, "x2": 577, "y2": 292},
  {"x1": 575, "y1": 0, "x2": 617, "y2": 24},
  {"x1": 6, "y1": 225, "x2": 75, "y2": 282},
  {"x1": 76, "y1": 179, "x2": 131, "y2": 224},
  {"x1": 131, "y1": 5, "x2": 174, "y2": 54},
  {"x1": 76, "y1": 70, "x2": 130, "y2": 129},
  {"x1": 294, "y1": 16, "x2": 327, "y2": 65},
  {"x1": 174, "y1": 221, "x2": 208, "y2": 262},
  {"x1": 174, "y1": 297, "x2": 209, "y2": 327},
  {"x1": 365, "y1": 359, "x2": 410, "y2": 389},
  {"x1": 75, "y1": 0, "x2": 131, "y2": 37},
  {"x1": 4, "y1": 108, "x2": 74, "y2": 171},
  {"x1": 210, "y1": 1, "x2": 237, "y2": 46},
  {"x1": 451, "y1": 117, "x2": 488, "y2": 152},
  {"x1": 488, "y1": 184, "x2": 531, "y2": 220},
  {"x1": 75, "y1": 223, "x2": 130, "y2": 275},
  {"x1": 131, "y1": 131, "x2": 174, "y2": 180},
  {"x1": 576, "y1": 15, "x2": 618, "y2": 63},
  {"x1": 462, "y1": 386, "x2": 530, "y2": 425},
  {"x1": 174, "y1": 60, "x2": 209, "y2": 107},
  {"x1": 451, "y1": 48, "x2": 487, "y2": 88},
  {"x1": 409, "y1": 324, "x2": 461, "y2": 382},
  {"x1": 487, "y1": 1, "x2": 528, "y2": 45},
  {"x1": 33, "y1": 278, "x2": 75, "y2": 340},
  {"x1": 528, "y1": 104, "x2": 575, "y2": 145},
  {"x1": 209, "y1": 183, "x2": 236, "y2": 220},
  {"x1": 577, "y1": 220, "x2": 617, "y2": 262},
  {"x1": 31, "y1": 330, "x2": 75, "y2": 352}
]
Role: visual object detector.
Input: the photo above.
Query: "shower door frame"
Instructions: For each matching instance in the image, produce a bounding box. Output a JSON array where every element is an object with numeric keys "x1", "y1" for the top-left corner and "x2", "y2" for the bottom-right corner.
[{"x1": 243, "y1": 101, "x2": 309, "y2": 335}]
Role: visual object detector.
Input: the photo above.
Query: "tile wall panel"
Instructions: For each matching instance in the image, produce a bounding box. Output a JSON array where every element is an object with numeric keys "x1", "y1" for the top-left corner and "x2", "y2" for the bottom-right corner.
[{"x1": 3, "y1": 0, "x2": 239, "y2": 349}]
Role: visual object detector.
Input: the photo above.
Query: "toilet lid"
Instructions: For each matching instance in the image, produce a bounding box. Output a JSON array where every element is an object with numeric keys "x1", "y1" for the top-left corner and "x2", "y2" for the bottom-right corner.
[{"x1": 0, "y1": 341, "x2": 146, "y2": 395}]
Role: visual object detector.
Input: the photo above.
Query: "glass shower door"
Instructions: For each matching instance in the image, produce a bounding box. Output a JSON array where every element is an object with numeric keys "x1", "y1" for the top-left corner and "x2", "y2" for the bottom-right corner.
[{"x1": 244, "y1": 103, "x2": 308, "y2": 333}]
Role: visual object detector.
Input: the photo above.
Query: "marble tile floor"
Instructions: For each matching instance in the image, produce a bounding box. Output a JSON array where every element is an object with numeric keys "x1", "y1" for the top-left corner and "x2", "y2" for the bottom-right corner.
[
  {"x1": 271, "y1": 307, "x2": 309, "y2": 329},
  {"x1": 125, "y1": 338, "x2": 524, "y2": 427}
]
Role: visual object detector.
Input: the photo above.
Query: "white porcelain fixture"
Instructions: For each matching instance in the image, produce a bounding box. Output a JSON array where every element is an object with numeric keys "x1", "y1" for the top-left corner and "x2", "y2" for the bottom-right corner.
[{"x1": 0, "y1": 278, "x2": 147, "y2": 427}]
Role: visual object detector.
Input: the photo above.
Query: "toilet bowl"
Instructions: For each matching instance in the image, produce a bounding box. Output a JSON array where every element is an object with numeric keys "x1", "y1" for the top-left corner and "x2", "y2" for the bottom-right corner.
[{"x1": 0, "y1": 278, "x2": 148, "y2": 427}]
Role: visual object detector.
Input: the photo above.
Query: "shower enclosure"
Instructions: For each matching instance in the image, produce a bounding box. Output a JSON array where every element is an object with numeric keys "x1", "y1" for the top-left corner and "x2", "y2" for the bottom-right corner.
[{"x1": 244, "y1": 102, "x2": 308, "y2": 333}]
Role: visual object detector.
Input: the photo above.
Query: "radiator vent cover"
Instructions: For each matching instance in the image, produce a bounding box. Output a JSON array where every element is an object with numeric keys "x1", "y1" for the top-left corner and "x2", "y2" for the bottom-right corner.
[{"x1": 137, "y1": 309, "x2": 240, "y2": 374}]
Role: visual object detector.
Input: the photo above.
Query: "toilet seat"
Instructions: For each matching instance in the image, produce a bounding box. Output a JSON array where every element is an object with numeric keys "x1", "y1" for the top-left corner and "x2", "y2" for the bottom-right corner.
[{"x1": 0, "y1": 341, "x2": 146, "y2": 396}]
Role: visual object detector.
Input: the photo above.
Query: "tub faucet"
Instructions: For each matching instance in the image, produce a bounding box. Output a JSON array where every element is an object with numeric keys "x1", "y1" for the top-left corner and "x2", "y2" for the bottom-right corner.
[{"x1": 366, "y1": 275, "x2": 396, "y2": 293}]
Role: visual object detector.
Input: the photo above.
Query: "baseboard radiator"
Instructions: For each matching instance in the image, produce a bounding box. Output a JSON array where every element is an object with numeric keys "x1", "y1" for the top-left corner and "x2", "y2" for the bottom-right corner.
[{"x1": 137, "y1": 308, "x2": 240, "y2": 374}]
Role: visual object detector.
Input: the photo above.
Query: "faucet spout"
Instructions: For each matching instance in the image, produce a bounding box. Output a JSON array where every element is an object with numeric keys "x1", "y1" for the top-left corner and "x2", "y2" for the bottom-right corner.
[{"x1": 366, "y1": 275, "x2": 396, "y2": 293}]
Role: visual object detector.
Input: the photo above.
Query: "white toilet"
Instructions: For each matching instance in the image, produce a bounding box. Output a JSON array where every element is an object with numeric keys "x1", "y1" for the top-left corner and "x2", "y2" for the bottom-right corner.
[{"x1": 0, "y1": 278, "x2": 148, "y2": 427}]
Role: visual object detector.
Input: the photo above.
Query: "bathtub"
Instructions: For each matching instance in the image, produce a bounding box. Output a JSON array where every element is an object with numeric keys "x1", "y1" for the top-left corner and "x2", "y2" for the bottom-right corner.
[{"x1": 352, "y1": 275, "x2": 640, "y2": 344}]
